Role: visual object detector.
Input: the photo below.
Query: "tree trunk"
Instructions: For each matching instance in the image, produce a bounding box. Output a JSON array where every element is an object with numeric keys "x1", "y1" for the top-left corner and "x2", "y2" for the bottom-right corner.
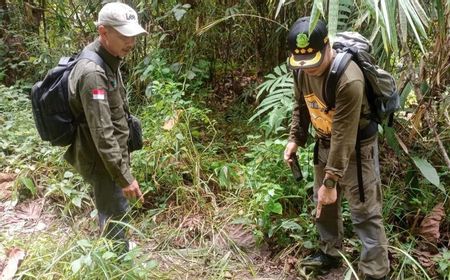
[
  {"x1": 24, "y1": 0, "x2": 43, "y2": 33},
  {"x1": 0, "y1": 0, "x2": 10, "y2": 28}
]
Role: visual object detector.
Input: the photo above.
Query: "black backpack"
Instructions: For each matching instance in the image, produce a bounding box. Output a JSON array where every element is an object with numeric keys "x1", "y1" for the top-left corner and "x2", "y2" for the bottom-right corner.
[
  {"x1": 307, "y1": 32, "x2": 400, "y2": 203},
  {"x1": 329, "y1": 33, "x2": 401, "y2": 202},
  {"x1": 325, "y1": 31, "x2": 400, "y2": 126},
  {"x1": 31, "y1": 51, "x2": 106, "y2": 146}
]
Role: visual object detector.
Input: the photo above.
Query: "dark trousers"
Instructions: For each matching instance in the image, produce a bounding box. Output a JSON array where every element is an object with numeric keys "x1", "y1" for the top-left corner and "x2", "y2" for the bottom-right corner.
[
  {"x1": 313, "y1": 137, "x2": 390, "y2": 278},
  {"x1": 85, "y1": 162, "x2": 129, "y2": 242}
]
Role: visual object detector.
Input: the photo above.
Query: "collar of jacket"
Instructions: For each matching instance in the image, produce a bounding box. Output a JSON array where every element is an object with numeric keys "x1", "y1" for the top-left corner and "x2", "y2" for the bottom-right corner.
[{"x1": 93, "y1": 38, "x2": 122, "y2": 72}]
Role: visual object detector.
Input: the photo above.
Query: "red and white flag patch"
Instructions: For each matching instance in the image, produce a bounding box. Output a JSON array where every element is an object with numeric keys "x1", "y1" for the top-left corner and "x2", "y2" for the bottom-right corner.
[{"x1": 92, "y1": 88, "x2": 106, "y2": 100}]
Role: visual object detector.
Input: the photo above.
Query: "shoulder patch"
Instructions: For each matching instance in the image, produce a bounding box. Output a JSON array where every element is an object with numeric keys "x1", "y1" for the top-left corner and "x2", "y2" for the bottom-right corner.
[{"x1": 92, "y1": 88, "x2": 106, "y2": 100}]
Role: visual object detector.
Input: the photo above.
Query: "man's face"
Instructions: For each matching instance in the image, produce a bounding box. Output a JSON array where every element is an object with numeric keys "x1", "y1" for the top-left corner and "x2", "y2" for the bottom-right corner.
[
  {"x1": 100, "y1": 26, "x2": 136, "y2": 58},
  {"x1": 302, "y1": 45, "x2": 331, "y2": 77}
]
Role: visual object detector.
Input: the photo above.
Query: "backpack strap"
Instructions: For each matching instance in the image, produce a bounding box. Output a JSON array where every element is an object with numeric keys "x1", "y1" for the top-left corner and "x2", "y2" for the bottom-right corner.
[
  {"x1": 313, "y1": 138, "x2": 319, "y2": 165},
  {"x1": 77, "y1": 50, "x2": 107, "y2": 72},
  {"x1": 71, "y1": 51, "x2": 108, "y2": 125},
  {"x1": 293, "y1": 69, "x2": 302, "y2": 86},
  {"x1": 324, "y1": 52, "x2": 352, "y2": 112},
  {"x1": 78, "y1": 51, "x2": 134, "y2": 127},
  {"x1": 387, "y1": 112, "x2": 394, "y2": 127},
  {"x1": 325, "y1": 51, "x2": 371, "y2": 203},
  {"x1": 355, "y1": 132, "x2": 365, "y2": 203}
]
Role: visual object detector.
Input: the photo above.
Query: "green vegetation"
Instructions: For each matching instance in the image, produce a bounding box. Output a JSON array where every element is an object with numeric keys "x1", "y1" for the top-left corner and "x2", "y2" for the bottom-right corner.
[{"x1": 1, "y1": 0, "x2": 449, "y2": 279}]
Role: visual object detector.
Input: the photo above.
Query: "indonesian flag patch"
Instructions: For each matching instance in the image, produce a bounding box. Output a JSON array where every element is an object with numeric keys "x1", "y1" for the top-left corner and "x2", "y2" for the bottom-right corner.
[{"x1": 92, "y1": 88, "x2": 106, "y2": 100}]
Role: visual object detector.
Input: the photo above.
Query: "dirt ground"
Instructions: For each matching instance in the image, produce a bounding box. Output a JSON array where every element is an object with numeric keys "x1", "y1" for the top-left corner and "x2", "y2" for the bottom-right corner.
[{"x1": 0, "y1": 172, "x2": 350, "y2": 280}]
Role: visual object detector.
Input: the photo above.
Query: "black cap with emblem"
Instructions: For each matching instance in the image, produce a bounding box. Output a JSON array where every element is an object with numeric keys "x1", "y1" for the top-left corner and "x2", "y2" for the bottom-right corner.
[{"x1": 287, "y1": 17, "x2": 329, "y2": 70}]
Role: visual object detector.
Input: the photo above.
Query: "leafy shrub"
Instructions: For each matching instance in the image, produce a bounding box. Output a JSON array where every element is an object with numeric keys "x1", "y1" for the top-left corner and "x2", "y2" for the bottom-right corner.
[
  {"x1": 241, "y1": 137, "x2": 316, "y2": 246},
  {"x1": 436, "y1": 249, "x2": 450, "y2": 280},
  {"x1": 250, "y1": 63, "x2": 294, "y2": 136}
]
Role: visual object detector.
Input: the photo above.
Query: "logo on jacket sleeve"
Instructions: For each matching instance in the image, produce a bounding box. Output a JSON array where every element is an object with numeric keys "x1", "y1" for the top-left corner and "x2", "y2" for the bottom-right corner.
[{"x1": 92, "y1": 88, "x2": 106, "y2": 100}]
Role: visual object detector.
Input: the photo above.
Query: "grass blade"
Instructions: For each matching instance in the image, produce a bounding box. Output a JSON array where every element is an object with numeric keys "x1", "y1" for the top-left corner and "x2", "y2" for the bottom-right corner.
[{"x1": 388, "y1": 245, "x2": 432, "y2": 280}]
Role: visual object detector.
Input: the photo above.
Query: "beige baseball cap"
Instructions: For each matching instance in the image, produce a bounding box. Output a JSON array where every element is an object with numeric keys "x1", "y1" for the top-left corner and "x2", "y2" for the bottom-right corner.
[{"x1": 96, "y1": 2, "x2": 148, "y2": 37}]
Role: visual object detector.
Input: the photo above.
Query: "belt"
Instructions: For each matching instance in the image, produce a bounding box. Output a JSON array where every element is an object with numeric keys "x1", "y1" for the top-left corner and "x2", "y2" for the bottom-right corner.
[{"x1": 313, "y1": 120, "x2": 378, "y2": 165}]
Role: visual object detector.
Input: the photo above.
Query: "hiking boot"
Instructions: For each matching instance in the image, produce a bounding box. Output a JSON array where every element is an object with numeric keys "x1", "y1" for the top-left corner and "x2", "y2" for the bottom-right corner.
[
  {"x1": 299, "y1": 251, "x2": 342, "y2": 271},
  {"x1": 365, "y1": 276, "x2": 387, "y2": 280}
]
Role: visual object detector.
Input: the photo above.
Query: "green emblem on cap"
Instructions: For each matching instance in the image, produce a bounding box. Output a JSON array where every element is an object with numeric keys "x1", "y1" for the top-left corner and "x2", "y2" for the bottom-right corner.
[{"x1": 296, "y1": 33, "x2": 309, "y2": 48}]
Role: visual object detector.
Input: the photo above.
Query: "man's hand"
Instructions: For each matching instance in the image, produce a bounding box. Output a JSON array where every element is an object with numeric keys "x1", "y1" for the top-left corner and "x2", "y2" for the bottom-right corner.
[
  {"x1": 284, "y1": 142, "x2": 299, "y2": 165},
  {"x1": 122, "y1": 180, "x2": 144, "y2": 203},
  {"x1": 315, "y1": 185, "x2": 337, "y2": 219}
]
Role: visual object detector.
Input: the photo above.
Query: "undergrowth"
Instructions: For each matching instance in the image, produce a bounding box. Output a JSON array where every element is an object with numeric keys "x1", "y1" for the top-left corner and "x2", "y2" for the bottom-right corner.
[{"x1": 0, "y1": 50, "x2": 448, "y2": 279}]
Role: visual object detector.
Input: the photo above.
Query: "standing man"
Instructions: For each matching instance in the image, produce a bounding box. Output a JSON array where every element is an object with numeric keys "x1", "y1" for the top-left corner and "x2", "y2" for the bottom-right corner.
[
  {"x1": 64, "y1": 2, "x2": 147, "y2": 250},
  {"x1": 283, "y1": 17, "x2": 390, "y2": 280}
]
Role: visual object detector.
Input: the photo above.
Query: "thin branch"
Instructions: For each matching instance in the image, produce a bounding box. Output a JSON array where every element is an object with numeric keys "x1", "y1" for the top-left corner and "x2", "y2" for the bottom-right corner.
[
  {"x1": 424, "y1": 110, "x2": 450, "y2": 170},
  {"x1": 444, "y1": 107, "x2": 450, "y2": 126},
  {"x1": 41, "y1": 0, "x2": 48, "y2": 46},
  {"x1": 402, "y1": 40, "x2": 450, "y2": 170},
  {"x1": 68, "y1": 0, "x2": 87, "y2": 39}
]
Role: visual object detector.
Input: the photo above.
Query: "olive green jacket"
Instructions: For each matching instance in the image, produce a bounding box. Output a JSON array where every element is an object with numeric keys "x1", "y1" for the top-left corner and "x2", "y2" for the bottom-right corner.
[
  {"x1": 64, "y1": 39, "x2": 134, "y2": 188},
  {"x1": 289, "y1": 57, "x2": 373, "y2": 178}
]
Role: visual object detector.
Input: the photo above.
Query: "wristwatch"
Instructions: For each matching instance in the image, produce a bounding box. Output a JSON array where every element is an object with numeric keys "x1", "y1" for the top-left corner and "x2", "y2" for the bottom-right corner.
[{"x1": 323, "y1": 177, "x2": 337, "y2": 189}]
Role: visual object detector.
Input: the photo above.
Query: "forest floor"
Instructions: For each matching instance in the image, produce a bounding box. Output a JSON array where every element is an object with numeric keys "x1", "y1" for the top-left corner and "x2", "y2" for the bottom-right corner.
[
  {"x1": 0, "y1": 172, "x2": 353, "y2": 280},
  {"x1": 1, "y1": 76, "x2": 447, "y2": 279},
  {"x1": 0, "y1": 75, "x2": 359, "y2": 280}
]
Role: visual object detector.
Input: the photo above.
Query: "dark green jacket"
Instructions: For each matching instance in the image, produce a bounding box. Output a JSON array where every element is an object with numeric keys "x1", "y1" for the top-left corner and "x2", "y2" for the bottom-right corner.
[{"x1": 64, "y1": 39, "x2": 134, "y2": 188}]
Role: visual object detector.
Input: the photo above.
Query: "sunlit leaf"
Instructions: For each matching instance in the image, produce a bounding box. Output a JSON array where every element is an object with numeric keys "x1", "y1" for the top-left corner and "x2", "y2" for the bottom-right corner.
[
  {"x1": 275, "y1": 0, "x2": 286, "y2": 19},
  {"x1": 269, "y1": 202, "x2": 283, "y2": 214},
  {"x1": 71, "y1": 257, "x2": 83, "y2": 274},
  {"x1": 310, "y1": 0, "x2": 324, "y2": 35},
  {"x1": 304, "y1": 240, "x2": 314, "y2": 249},
  {"x1": 280, "y1": 220, "x2": 302, "y2": 231},
  {"x1": 172, "y1": 4, "x2": 188, "y2": 21},
  {"x1": 411, "y1": 157, "x2": 441, "y2": 190},
  {"x1": 186, "y1": 70, "x2": 196, "y2": 80},
  {"x1": 19, "y1": 176, "x2": 36, "y2": 196},
  {"x1": 384, "y1": 126, "x2": 401, "y2": 155},
  {"x1": 90, "y1": 209, "x2": 98, "y2": 218},
  {"x1": 72, "y1": 196, "x2": 82, "y2": 208},
  {"x1": 77, "y1": 239, "x2": 91, "y2": 248},
  {"x1": 144, "y1": 260, "x2": 158, "y2": 269},
  {"x1": 400, "y1": 82, "x2": 412, "y2": 108},
  {"x1": 102, "y1": 251, "x2": 116, "y2": 260}
]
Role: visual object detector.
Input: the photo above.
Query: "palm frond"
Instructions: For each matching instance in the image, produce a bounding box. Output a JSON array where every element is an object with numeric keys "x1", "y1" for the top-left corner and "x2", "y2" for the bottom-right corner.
[
  {"x1": 250, "y1": 64, "x2": 294, "y2": 135},
  {"x1": 398, "y1": 0, "x2": 426, "y2": 53},
  {"x1": 399, "y1": 4, "x2": 408, "y2": 44},
  {"x1": 310, "y1": 0, "x2": 325, "y2": 35},
  {"x1": 387, "y1": 0, "x2": 399, "y2": 53},
  {"x1": 274, "y1": 0, "x2": 286, "y2": 19},
  {"x1": 328, "y1": 0, "x2": 340, "y2": 40},
  {"x1": 380, "y1": 0, "x2": 391, "y2": 40},
  {"x1": 411, "y1": 0, "x2": 429, "y2": 28}
]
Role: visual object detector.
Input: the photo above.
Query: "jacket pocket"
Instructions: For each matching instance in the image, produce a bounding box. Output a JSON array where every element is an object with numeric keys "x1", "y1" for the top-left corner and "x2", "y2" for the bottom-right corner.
[{"x1": 107, "y1": 90, "x2": 125, "y2": 121}]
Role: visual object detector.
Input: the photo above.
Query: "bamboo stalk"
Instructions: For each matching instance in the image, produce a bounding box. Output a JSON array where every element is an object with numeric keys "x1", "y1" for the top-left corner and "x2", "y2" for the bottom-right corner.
[
  {"x1": 402, "y1": 41, "x2": 450, "y2": 170},
  {"x1": 69, "y1": 0, "x2": 87, "y2": 39},
  {"x1": 42, "y1": 0, "x2": 48, "y2": 46},
  {"x1": 424, "y1": 109, "x2": 450, "y2": 170}
]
